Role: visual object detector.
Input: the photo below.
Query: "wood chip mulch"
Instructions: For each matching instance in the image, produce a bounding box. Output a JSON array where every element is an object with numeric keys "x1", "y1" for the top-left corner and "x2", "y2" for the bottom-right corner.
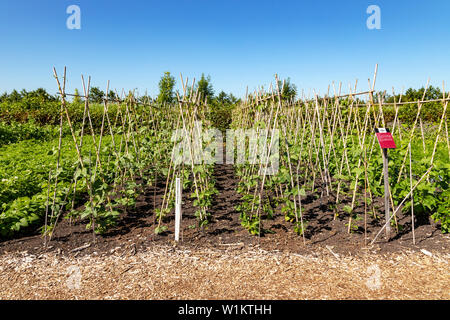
[{"x1": 0, "y1": 244, "x2": 448, "y2": 300}]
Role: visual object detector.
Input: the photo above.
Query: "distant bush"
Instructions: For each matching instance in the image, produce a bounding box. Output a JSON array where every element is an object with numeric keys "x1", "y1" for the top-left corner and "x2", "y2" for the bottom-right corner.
[
  {"x1": 378, "y1": 102, "x2": 448, "y2": 125},
  {"x1": 0, "y1": 88, "x2": 125, "y2": 129},
  {"x1": 0, "y1": 121, "x2": 70, "y2": 146},
  {"x1": 0, "y1": 100, "x2": 124, "y2": 130},
  {"x1": 208, "y1": 92, "x2": 238, "y2": 132}
]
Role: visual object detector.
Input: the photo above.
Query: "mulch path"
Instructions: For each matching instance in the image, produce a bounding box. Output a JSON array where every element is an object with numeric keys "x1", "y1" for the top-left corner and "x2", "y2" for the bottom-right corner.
[{"x1": 0, "y1": 245, "x2": 448, "y2": 299}]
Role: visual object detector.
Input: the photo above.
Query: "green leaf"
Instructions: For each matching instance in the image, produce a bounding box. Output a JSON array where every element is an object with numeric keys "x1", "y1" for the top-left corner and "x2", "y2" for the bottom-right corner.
[
  {"x1": 343, "y1": 205, "x2": 352, "y2": 214},
  {"x1": 154, "y1": 225, "x2": 168, "y2": 234}
]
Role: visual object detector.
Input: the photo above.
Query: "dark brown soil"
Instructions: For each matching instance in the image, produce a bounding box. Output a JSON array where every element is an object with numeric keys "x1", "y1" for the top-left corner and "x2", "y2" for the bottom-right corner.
[{"x1": 0, "y1": 164, "x2": 448, "y2": 257}]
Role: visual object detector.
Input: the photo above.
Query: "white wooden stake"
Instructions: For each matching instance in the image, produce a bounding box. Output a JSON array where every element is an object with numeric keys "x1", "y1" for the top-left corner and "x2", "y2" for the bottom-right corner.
[{"x1": 175, "y1": 177, "x2": 182, "y2": 242}]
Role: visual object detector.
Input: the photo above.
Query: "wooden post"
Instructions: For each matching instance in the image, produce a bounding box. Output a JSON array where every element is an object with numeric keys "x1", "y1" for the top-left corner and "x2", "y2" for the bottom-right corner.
[
  {"x1": 382, "y1": 148, "x2": 390, "y2": 239},
  {"x1": 175, "y1": 177, "x2": 182, "y2": 242},
  {"x1": 375, "y1": 127, "x2": 396, "y2": 240}
]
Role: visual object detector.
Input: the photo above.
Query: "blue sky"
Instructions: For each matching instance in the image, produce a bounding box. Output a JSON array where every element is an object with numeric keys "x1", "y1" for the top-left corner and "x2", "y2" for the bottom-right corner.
[{"x1": 0, "y1": 0, "x2": 449, "y2": 98}]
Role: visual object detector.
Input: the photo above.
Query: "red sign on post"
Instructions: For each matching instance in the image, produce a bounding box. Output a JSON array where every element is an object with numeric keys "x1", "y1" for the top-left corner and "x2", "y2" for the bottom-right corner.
[{"x1": 375, "y1": 128, "x2": 396, "y2": 149}]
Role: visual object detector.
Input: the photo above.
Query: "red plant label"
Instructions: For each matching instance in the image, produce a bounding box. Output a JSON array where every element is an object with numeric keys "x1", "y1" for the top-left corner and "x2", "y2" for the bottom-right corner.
[{"x1": 375, "y1": 128, "x2": 396, "y2": 149}]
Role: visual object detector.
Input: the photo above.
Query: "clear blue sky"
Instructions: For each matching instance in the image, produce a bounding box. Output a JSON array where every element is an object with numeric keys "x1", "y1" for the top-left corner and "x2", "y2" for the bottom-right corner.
[{"x1": 0, "y1": 0, "x2": 449, "y2": 98}]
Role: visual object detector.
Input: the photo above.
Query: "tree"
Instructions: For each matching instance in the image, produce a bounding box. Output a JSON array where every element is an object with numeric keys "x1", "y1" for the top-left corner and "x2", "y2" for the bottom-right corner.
[
  {"x1": 139, "y1": 92, "x2": 153, "y2": 104},
  {"x1": 196, "y1": 74, "x2": 214, "y2": 101},
  {"x1": 24, "y1": 88, "x2": 57, "y2": 102},
  {"x1": 215, "y1": 91, "x2": 238, "y2": 105},
  {"x1": 107, "y1": 90, "x2": 118, "y2": 102},
  {"x1": 404, "y1": 85, "x2": 442, "y2": 101},
  {"x1": 277, "y1": 77, "x2": 297, "y2": 101},
  {"x1": 73, "y1": 89, "x2": 82, "y2": 104},
  {"x1": 0, "y1": 92, "x2": 7, "y2": 103},
  {"x1": 89, "y1": 87, "x2": 105, "y2": 103},
  {"x1": 209, "y1": 90, "x2": 239, "y2": 132},
  {"x1": 228, "y1": 93, "x2": 239, "y2": 104},
  {"x1": 385, "y1": 85, "x2": 443, "y2": 104},
  {"x1": 216, "y1": 91, "x2": 230, "y2": 105},
  {"x1": 8, "y1": 89, "x2": 22, "y2": 102},
  {"x1": 157, "y1": 72, "x2": 176, "y2": 104}
]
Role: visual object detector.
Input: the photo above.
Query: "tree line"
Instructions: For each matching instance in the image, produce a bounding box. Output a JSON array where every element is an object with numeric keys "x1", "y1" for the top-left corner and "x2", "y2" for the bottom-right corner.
[{"x1": 1, "y1": 75, "x2": 447, "y2": 128}]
